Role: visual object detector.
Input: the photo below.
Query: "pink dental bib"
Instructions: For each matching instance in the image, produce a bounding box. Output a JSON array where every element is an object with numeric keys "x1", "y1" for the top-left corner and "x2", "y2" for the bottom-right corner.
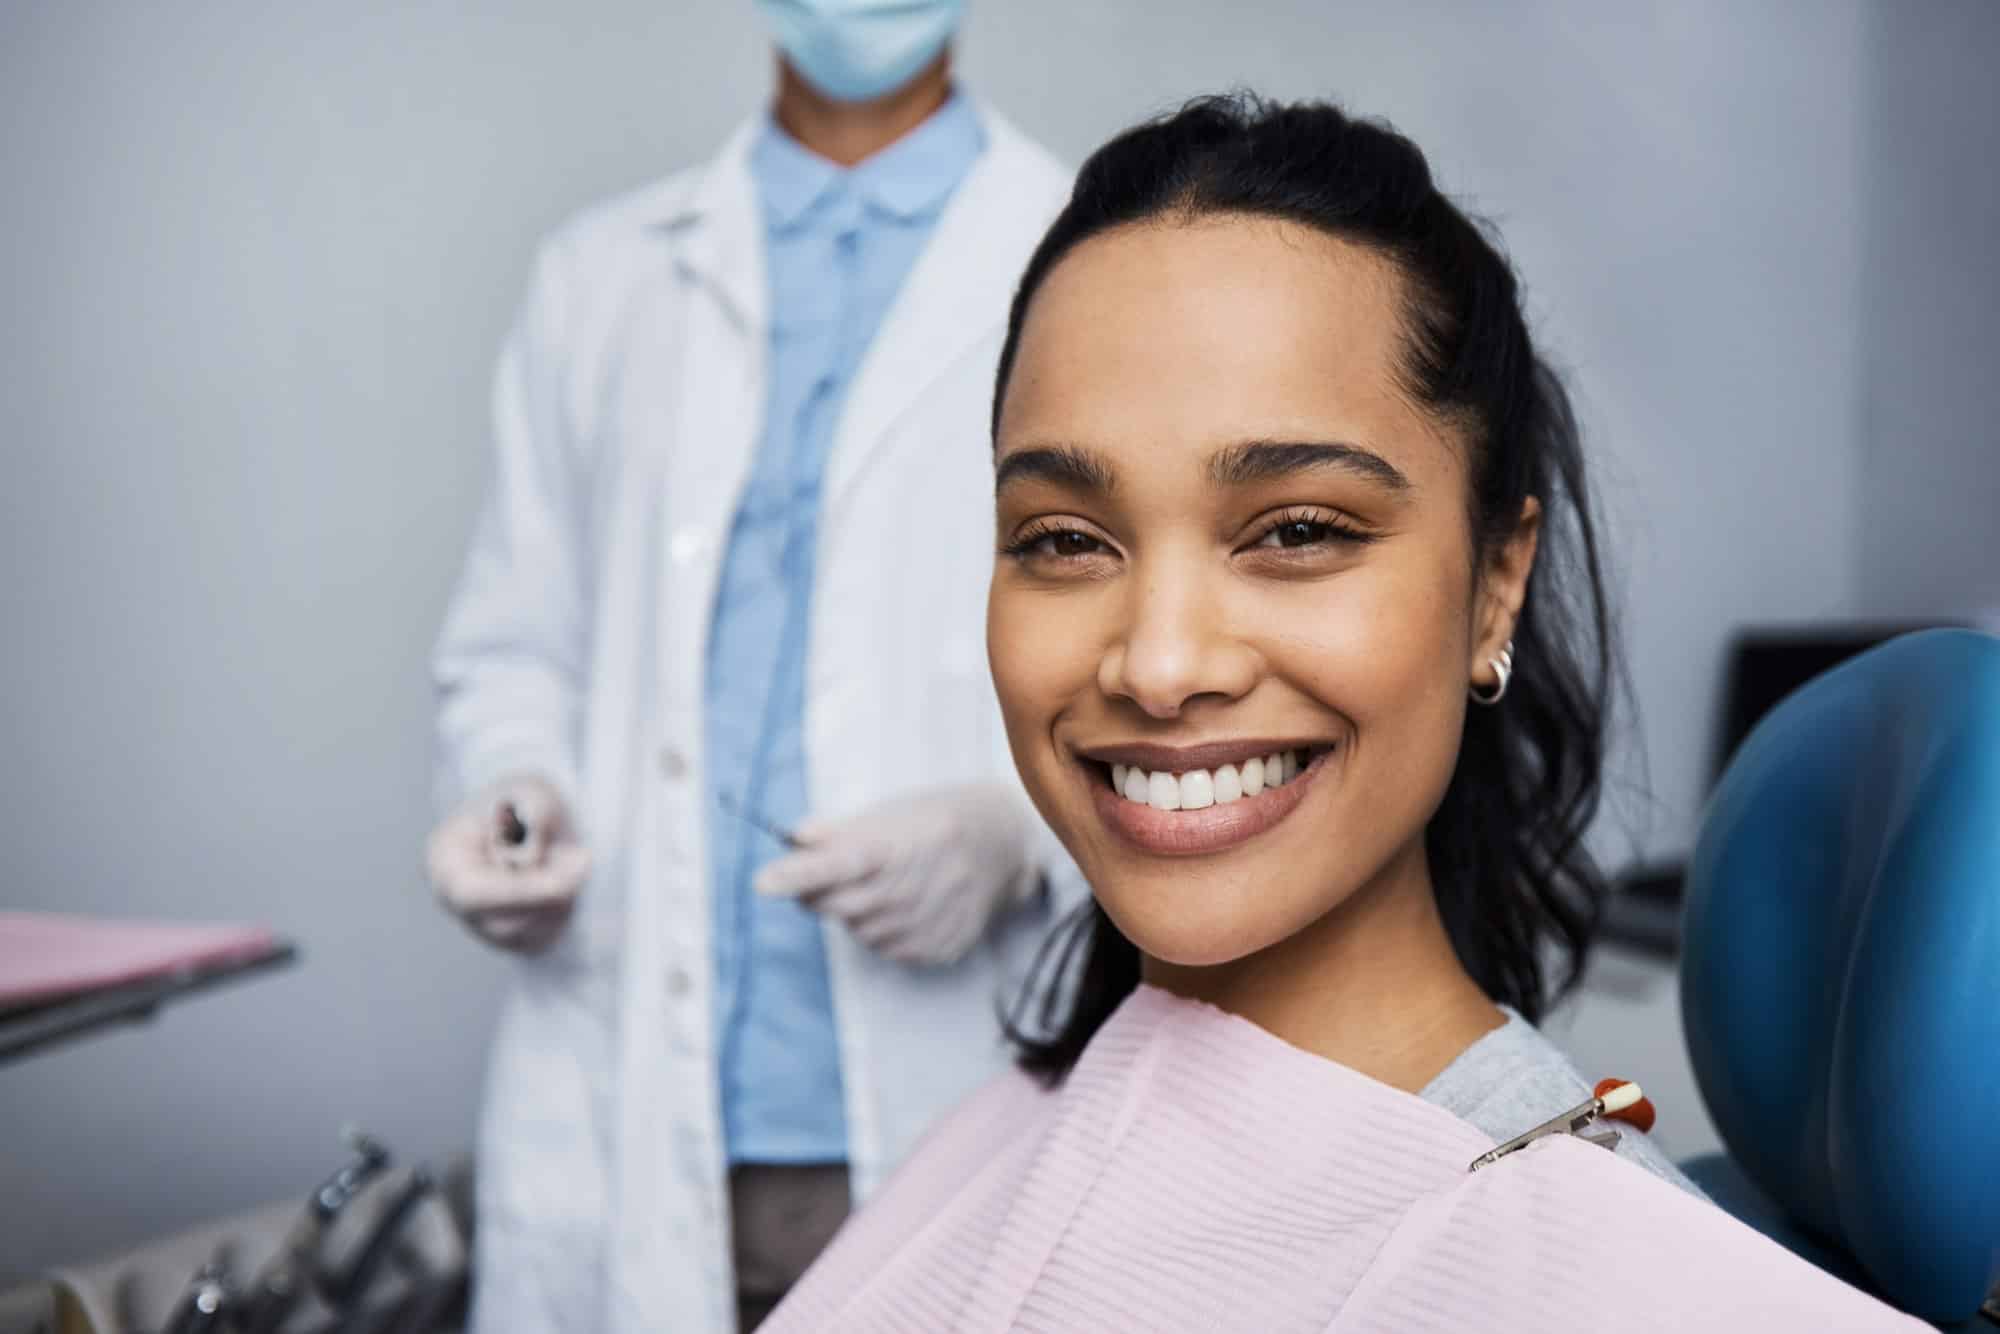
[{"x1": 766, "y1": 985, "x2": 1918, "y2": 1332}]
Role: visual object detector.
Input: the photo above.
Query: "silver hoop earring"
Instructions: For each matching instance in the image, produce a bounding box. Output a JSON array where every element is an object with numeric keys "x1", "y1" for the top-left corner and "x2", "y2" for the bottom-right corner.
[{"x1": 1470, "y1": 640, "x2": 1514, "y2": 706}]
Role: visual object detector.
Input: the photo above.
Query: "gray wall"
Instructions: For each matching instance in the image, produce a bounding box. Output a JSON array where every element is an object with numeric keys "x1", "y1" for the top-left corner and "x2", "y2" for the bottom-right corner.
[
  {"x1": 1853, "y1": 0, "x2": 2000, "y2": 620},
  {"x1": 0, "y1": 1, "x2": 766, "y2": 1278},
  {"x1": 0, "y1": 0, "x2": 1983, "y2": 1279}
]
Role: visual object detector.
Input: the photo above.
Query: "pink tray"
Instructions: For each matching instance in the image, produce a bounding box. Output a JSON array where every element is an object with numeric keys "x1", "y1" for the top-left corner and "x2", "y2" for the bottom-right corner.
[{"x1": 0, "y1": 912, "x2": 281, "y2": 1010}]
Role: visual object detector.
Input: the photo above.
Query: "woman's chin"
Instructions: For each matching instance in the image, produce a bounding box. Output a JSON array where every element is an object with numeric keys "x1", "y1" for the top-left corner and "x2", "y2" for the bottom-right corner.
[
  {"x1": 1098, "y1": 897, "x2": 1282, "y2": 970},
  {"x1": 1137, "y1": 938, "x2": 1258, "y2": 969}
]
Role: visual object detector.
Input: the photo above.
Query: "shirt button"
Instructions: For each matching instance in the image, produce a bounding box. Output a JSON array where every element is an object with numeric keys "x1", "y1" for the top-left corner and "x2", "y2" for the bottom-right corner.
[
  {"x1": 670, "y1": 530, "x2": 705, "y2": 565},
  {"x1": 665, "y1": 967, "x2": 691, "y2": 999},
  {"x1": 657, "y1": 746, "x2": 687, "y2": 780}
]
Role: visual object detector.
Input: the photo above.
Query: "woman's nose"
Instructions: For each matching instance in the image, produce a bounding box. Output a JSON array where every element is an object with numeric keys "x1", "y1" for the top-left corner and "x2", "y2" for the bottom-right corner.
[{"x1": 1097, "y1": 569, "x2": 1260, "y2": 719}]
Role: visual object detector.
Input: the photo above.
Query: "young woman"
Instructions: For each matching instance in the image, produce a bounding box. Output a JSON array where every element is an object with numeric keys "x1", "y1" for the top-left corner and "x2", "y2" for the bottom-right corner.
[{"x1": 762, "y1": 96, "x2": 1917, "y2": 1331}]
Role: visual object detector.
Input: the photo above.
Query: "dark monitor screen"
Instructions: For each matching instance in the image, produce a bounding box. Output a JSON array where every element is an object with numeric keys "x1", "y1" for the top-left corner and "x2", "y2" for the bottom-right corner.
[
  {"x1": 1713, "y1": 624, "x2": 1959, "y2": 784},
  {"x1": 1608, "y1": 622, "x2": 1963, "y2": 947}
]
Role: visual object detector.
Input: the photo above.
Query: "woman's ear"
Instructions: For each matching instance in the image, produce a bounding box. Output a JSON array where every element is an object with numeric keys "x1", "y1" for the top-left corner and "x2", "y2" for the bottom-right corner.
[{"x1": 1471, "y1": 497, "x2": 1541, "y2": 684}]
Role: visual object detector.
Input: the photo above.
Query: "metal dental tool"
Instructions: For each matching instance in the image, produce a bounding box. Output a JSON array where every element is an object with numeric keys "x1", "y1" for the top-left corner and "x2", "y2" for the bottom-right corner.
[
  {"x1": 493, "y1": 800, "x2": 536, "y2": 871},
  {"x1": 718, "y1": 791, "x2": 802, "y2": 850},
  {"x1": 1467, "y1": 1081, "x2": 1645, "y2": 1173}
]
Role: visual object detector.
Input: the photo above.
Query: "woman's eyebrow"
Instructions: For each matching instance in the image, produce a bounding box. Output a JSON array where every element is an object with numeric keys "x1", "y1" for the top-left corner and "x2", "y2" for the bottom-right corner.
[
  {"x1": 1207, "y1": 440, "x2": 1413, "y2": 493},
  {"x1": 993, "y1": 444, "x2": 1118, "y2": 497}
]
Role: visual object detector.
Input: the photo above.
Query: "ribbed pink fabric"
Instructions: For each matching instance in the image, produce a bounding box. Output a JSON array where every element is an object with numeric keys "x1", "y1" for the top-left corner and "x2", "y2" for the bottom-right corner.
[{"x1": 765, "y1": 985, "x2": 1920, "y2": 1332}]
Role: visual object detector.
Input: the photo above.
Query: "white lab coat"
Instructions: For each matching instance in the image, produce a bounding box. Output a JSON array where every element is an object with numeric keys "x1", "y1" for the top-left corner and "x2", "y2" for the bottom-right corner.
[{"x1": 432, "y1": 105, "x2": 1077, "y2": 1333}]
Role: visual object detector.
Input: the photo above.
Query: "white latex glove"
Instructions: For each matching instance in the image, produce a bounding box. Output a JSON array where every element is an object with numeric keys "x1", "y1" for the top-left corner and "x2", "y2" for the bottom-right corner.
[
  {"x1": 425, "y1": 773, "x2": 591, "y2": 953},
  {"x1": 754, "y1": 782, "x2": 1043, "y2": 966}
]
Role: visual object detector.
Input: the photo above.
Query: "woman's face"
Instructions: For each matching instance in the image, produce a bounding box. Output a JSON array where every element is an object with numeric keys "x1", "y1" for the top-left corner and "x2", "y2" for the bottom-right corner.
[{"x1": 989, "y1": 216, "x2": 1533, "y2": 968}]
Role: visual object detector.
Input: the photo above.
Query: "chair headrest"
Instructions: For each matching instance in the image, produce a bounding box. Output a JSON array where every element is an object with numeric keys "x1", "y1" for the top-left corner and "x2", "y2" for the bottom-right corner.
[{"x1": 1681, "y1": 629, "x2": 2000, "y2": 1320}]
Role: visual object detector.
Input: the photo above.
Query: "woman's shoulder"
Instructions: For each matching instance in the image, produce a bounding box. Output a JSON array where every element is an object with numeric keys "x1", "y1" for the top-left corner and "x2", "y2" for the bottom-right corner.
[
  {"x1": 1333, "y1": 1131, "x2": 1924, "y2": 1331},
  {"x1": 1421, "y1": 1006, "x2": 1704, "y2": 1198}
]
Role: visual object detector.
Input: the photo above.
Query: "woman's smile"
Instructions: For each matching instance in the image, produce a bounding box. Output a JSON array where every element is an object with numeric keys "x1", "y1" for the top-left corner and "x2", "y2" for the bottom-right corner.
[{"x1": 1075, "y1": 739, "x2": 1337, "y2": 855}]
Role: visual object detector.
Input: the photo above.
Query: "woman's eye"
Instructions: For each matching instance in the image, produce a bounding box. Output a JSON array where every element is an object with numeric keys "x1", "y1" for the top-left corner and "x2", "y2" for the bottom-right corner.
[
  {"x1": 1258, "y1": 518, "x2": 1341, "y2": 549},
  {"x1": 1009, "y1": 527, "x2": 1109, "y2": 562},
  {"x1": 1043, "y1": 531, "x2": 1103, "y2": 558}
]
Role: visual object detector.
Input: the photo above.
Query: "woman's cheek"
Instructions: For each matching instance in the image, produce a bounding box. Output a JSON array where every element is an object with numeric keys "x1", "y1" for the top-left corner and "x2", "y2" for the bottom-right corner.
[
  {"x1": 1281, "y1": 558, "x2": 1468, "y2": 802},
  {"x1": 1341, "y1": 566, "x2": 1474, "y2": 817},
  {"x1": 990, "y1": 583, "x2": 1083, "y2": 738},
  {"x1": 1266, "y1": 560, "x2": 1441, "y2": 703},
  {"x1": 987, "y1": 585, "x2": 1048, "y2": 723},
  {"x1": 992, "y1": 576, "x2": 1106, "y2": 682}
]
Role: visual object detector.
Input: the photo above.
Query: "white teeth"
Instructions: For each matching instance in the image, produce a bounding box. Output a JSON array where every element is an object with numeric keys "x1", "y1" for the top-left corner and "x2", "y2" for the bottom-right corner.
[
  {"x1": 1240, "y1": 756, "x2": 1264, "y2": 795},
  {"x1": 1108, "y1": 750, "x2": 1323, "y2": 810},
  {"x1": 1213, "y1": 764, "x2": 1242, "y2": 803},
  {"x1": 1122, "y1": 765, "x2": 1149, "y2": 802}
]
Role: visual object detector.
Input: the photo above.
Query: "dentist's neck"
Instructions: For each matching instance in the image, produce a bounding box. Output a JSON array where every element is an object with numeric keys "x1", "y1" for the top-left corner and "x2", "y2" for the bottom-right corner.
[{"x1": 772, "y1": 50, "x2": 953, "y2": 167}]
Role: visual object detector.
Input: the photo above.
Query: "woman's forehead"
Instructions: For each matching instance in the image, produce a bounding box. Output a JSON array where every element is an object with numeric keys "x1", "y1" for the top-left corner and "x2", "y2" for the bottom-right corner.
[{"x1": 998, "y1": 218, "x2": 1456, "y2": 487}]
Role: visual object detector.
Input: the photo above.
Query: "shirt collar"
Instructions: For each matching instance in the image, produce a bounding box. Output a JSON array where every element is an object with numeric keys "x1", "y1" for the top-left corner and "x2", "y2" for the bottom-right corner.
[{"x1": 752, "y1": 92, "x2": 986, "y2": 232}]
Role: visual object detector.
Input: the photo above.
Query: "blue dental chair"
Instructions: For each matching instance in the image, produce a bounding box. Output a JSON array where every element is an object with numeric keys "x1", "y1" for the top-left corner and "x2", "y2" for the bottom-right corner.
[{"x1": 1679, "y1": 628, "x2": 2000, "y2": 1327}]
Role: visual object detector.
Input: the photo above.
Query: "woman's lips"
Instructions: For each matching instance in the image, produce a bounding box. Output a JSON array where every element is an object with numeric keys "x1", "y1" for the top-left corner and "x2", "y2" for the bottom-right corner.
[{"x1": 1086, "y1": 748, "x2": 1330, "y2": 856}]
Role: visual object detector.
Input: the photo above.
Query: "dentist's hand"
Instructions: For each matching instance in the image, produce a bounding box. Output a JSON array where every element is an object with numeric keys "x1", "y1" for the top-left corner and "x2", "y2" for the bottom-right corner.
[
  {"x1": 426, "y1": 773, "x2": 591, "y2": 953},
  {"x1": 754, "y1": 783, "x2": 1043, "y2": 967}
]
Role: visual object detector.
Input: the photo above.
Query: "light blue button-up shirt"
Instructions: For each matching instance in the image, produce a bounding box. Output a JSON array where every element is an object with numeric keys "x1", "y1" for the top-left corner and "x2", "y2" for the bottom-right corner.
[{"x1": 703, "y1": 96, "x2": 986, "y2": 1165}]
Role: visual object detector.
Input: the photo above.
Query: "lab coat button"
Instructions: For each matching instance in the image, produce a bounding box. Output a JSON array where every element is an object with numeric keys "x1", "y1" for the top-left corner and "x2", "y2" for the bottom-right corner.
[
  {"x1": 657, "y1": 746, "x2": 687, "y2": 780},
  {"x1": 665, "y1": 967, "x2": 691, "y2": 998},
  {"x1": 670, "y1": 530, "x2": 705, "y2": 566}
]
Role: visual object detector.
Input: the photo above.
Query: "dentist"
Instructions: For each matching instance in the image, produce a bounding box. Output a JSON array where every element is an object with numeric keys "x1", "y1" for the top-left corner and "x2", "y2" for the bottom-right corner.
[{"x1": 424, "y1": 4, "x2": 1077, "y2": 1329}]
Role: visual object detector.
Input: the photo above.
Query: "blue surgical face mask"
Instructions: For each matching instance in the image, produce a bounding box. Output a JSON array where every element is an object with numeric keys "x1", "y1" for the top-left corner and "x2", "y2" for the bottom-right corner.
[{"x1": 754, "y1": 0, "x2": 967, "y2": 104}]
